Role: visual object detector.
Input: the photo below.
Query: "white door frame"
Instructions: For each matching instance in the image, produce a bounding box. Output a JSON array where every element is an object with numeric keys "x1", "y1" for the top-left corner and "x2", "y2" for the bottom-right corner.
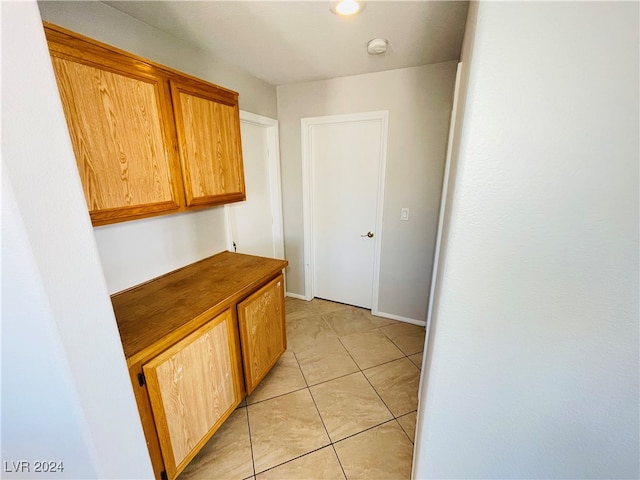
[
  {"x1": 225, "y1": 111, "x2": 285, "y2": 260},
  {"x1": 301, "y1": 111, "x2": 389, "y2": 313}
]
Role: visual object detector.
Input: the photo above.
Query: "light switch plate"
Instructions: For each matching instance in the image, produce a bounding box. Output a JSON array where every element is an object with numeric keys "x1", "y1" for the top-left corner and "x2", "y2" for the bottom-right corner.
[{"x1": 401, "y1": 208, "x2": 409, "y2": 221}]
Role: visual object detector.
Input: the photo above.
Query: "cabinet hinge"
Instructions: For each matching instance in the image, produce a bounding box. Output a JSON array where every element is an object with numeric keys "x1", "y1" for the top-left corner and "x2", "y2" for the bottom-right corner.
[
  {"x1": 160, "y1": 471, "x2": 168, "y2": 480},
  {"x1": 137, "y1": 372, "x2": 146, "y2": 386}
]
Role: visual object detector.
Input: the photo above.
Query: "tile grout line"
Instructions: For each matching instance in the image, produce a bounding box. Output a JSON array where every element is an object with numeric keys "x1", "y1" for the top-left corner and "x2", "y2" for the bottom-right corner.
[
  {"x1": 243, "y1": 403, "x2": 257, "y2": 479},
  {"x1": 333, "y1": 417, "x2": 399, "y2": 444},
  {"x1": 252, "y1": 444, "x2": 336, "y2": 478},
  {"x1": 246, "y1": 384, "x2": 309, "y2": 407},
  {"x1": 358, "y1": 354, "x2": 422, "y2": 420},
  {"x1": 305, "y1": 370, "x2": 334, "y2": 445},
  {"x1": 394, "y1": 417, "x2": 415, "y2": 445},
  {"x1": 360, "y1": 366, "x2": 397, "y2": 420},
  {"x1": 284, "y1": 303, "x2": 351, "y2": 323},
  {"x1": 396, "y1": 410, "x2": 418, "y2": 444},
  {"x1": 305, "y1": 370, "x2": 358, "y2": 388},
  {"x1": 378, "y1": 322, "x2": 426, "y2": 356},
  {"x1": 291, "y1": 349, "x2": 310, "y2": 388},
  {"x1": 335, "y1": 334, "x2": 365, "y2": 372},
  {"x1": 378, "y1": 327, "x2": 412, "y2": 356},
  {"x1": 331, "y1": 443, "x2": 349, "y2": 480}
]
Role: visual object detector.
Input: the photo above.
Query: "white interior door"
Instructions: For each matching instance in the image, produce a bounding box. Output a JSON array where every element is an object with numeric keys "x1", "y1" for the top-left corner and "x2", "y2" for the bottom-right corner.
[
  {"x1": 304, "y1": 112, "x2": 388, "y2": 309},
  {"x1": 226, "y1": 112, "x2": 284, "y2": 259}
]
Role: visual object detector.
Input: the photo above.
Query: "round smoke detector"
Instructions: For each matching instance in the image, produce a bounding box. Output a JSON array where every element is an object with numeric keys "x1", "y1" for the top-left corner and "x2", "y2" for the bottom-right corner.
[{"x1": 367, "y1": 38, "x2": 388, "y2": 55}]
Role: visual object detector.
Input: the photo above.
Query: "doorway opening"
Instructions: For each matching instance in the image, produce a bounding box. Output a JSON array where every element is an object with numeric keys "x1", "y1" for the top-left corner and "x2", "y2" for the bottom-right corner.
[{"x1": 225, "y1": 111, "x2": 285, "y2": 260}]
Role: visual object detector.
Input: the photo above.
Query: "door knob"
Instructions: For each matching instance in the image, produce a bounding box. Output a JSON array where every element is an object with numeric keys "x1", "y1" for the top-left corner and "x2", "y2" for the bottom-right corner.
[{"x1": 361, "y1": 232, "x2": 374, "y2": 238}]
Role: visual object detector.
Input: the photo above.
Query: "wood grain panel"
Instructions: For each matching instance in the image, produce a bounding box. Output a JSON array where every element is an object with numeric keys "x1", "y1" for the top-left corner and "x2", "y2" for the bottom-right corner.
[
  {"x1": 112, "y1": 252, "x2": 287, "y2": 363},
  {"x1": 171, "y1": 81, "x2": 245, "y2": 207},
  {"x1": 237, "y1": 274, "x2": 287, "y2": 393},
  {"x1": 51, "y1": 57, "x2": 180, "y2": 218},
  {"x1": 128, "y1": 364, "x2": 166, "y2": 480},
  {"x1": 143, "y1": 310, "x2": 242, "y2": 479}
]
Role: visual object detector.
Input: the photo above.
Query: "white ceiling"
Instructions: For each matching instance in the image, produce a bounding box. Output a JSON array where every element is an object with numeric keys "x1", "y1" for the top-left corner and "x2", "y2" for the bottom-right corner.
[{"x1": 104, "y1": 1, "x2": 469, "y2": 86}]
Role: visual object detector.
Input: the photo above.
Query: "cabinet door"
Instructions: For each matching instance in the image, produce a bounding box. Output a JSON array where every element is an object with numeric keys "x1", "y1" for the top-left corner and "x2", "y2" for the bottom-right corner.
[
  {"x1": 237, "y1": 274, "x2": 287, "y2": 394},
  {"x1": 143, "y1": 310, "x2": 243, "y2": 479},
  {"x1": 48, "y1": 52, "x2": 183, "y2": 225},
  {"x1": 170, "y1": 80, "x2": 246, "y2": 207}
]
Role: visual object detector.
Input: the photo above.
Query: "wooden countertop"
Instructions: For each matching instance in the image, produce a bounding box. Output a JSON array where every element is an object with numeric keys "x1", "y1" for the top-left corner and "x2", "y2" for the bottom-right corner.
[{"x1": 111, "y1": 251, "x2": 288, "y2": 362}]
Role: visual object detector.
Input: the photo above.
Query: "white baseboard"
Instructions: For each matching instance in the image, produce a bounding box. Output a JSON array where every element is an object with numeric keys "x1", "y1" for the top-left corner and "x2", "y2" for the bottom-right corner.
[
  {"x1": 285, "y1": 292, "x2": 307, "y2": 300},
  {"x1": 372, "y1": 311, "x2": 426, "y2": 327}
]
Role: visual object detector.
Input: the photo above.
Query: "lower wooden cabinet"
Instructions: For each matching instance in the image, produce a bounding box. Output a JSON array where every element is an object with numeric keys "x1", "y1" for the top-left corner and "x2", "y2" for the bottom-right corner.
[
  {"x1": 143, "y1": 309, "x2": 243, "y2": 479},
  {"x1": 111, "y1": 252, "x2": 288, "y2": 480},
  {"x1": 238, "y1": 275, "x2": 287, "y2": 394}
]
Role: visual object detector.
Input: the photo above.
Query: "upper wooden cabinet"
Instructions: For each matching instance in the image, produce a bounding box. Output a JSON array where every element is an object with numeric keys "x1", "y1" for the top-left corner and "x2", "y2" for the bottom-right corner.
[
  {"x1": 171, "y1": 80, "x2": 245, "y2": 207},
  {"x1": 44, "y1": 23, "x2": 245, "y2": 226},
  {"x1": 49, "y1": 51, "x2": 183, "y2": 224}
]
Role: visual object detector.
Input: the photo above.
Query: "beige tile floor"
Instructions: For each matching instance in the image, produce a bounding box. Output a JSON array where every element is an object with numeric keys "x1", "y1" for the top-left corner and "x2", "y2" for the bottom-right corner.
[{"x1": 179, "y1": 298, "x2": 425, "y2": 480}]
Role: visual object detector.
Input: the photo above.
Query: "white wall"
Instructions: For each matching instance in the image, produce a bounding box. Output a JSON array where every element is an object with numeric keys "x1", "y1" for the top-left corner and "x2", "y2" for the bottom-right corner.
[
  {"x1": 93, "y1": 212, "x2": 228, "y2": 294},
  {"x1": 415, "y1": 2, "x2": 639, "y2": 478},
  {"x1": 38, "y1": 0, "x2": 278, "y2": 293},
  {"x1": 278, "y1": 64, "x2": 457, "y2": 321},
  {"x1": 1, "y1": 2, "x2": 153, "y2": 478}
]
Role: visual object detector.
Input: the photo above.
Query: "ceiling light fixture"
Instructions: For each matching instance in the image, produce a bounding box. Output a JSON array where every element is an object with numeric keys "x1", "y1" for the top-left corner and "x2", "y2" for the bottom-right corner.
[{"x1": 330, "y1": 0, "x2": 365, "y2": 16}]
